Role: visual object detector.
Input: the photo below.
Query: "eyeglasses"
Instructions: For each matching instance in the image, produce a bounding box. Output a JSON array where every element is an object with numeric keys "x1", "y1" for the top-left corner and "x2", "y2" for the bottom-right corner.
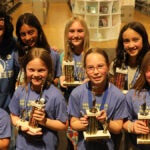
[{"x1": 86, "y1": 65, "x2": 105, "y2": 74}]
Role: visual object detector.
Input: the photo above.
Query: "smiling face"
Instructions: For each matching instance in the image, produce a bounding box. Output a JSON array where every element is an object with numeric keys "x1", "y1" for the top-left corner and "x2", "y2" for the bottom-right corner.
[
  {"x1": 19, "y1": 24, "x2": 38, "y2": 48},
  {"x1": 85, "y1": 53, "x2": 109, "y2": 87},
  {"x1": 26, "y1": 58, "x2": 48, "y2": 91},
  {"x1": 68, "y1": 20, "x2": 85, "y2": 50},
  {"x1": 123, "y1": 28, "x2": 143, "y2": 59}
]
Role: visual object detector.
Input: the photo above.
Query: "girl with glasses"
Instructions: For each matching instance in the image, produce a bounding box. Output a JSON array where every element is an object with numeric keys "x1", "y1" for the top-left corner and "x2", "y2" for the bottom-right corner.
[{"x1": 68, "y1": 47, "x2": 127, "y2": 150}]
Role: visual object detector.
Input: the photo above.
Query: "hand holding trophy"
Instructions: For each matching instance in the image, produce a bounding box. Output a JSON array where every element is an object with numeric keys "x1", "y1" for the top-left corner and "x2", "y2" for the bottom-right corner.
[{"x1": 16, "y1": 79, "x2": 46, "y2": 134}]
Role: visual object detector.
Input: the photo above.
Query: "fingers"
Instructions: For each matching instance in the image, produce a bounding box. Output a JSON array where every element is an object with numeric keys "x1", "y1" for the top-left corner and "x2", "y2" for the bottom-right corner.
[
  {"x1": 133, "y1": 120, "x2": 150, "y2": 134},
  {"x1": 96, "y1": 110, "x2": 107, "y2": 123},
  {"x1": 26, "y1": 130, "x2": 43, "y2": 136},
  {"x1": 80, "y1": 116, "x2": 88, "y2": 129},
  {"x1": 32, "y1": 109, "x2": 46, "y2": 124}
]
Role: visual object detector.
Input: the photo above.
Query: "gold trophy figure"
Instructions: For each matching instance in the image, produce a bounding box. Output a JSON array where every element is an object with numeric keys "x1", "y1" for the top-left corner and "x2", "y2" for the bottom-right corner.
[{"x1": 137, "y1": 102, "x2": 150, "y2": 144}]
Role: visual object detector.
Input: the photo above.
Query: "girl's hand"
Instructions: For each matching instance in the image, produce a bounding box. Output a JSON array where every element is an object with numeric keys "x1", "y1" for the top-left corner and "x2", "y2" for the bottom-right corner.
[
  {"x1": 132, "y1": 120, "x2": 150, "y2": 134},
  {"x1": 96, "y1": 110, "x2": 107, "y2": 123},
  {"x1": 19, "y1": 125, "x2": 43, "y2": 135},
  {"x1": 59, "y1": 76, "x2": 67, "y2": 88},
  {"x1": 79, "y1": 115, "x2": 88, "y2": 130},
  {"x1": 33, "y1": 108, "x2": 47, "y2": 126}
]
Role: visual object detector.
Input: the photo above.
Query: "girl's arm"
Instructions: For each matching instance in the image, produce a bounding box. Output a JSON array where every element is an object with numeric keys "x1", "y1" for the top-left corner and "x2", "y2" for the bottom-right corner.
[
  {"x1": 0, "y1": 139, "x2": 10, "y2": 150},
  {"x1": 40, "y1": 118, "x2": 68, "y2": 131},
  {"x1": 108, "y1": 119, "x2": 123, "y2": 134},
  {"x1": 10, "y1": 113, "x2": 42, "y2": 135},
  {"x1": 10, "y1": 113, "x2": 20, "y2": 127},
  {"x1": 70, "y1": 116, "x2": 88, "y2": 131}
]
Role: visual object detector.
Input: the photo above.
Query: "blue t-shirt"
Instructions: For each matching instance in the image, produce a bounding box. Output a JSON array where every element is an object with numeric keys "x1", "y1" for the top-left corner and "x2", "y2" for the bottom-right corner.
[
  {"x1": 50, "y1": 48, "x2": 61, "y2": 78},
  {"x1": 9, "y1": 84, "x2": 68, "y2": 150},
  {"x1": 68, "y1": 82, "x2": 127, "y2": 150},
  {"x1": 0, "y1": 108, "x2": 11, "y2": 139},
  {"x1": 0, "y1": 49, "x2": 19, "y2": 109},
  {"x1": 126, "y1": 89, "x2": 150, "y2": 149}
]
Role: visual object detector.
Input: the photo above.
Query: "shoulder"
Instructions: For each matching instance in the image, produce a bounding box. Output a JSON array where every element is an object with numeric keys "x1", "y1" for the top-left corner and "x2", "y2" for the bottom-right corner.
[
  {"x1": 0, "y1": 108, "x2": 8, "y2": 116},
  {"x1": 60, "y1": 52, "x2": 64, "y2": 64},
  {"x1": 70, "y1": 83, "x2": 87, "y2": 96},
  {"x1": 14, "y1": 86, "x2": 25, "y2": 95},
  {"x1": 45, "y1": 84, "x2": 64, "y2": 98},
  {"x1": 60, "y1": 52, "x2": 64, "y2": 58},
  {"x1": 0, "y1": 108, "x2": 10, "y2": 121},
  {"x1": 50, "y1": 48, "x2": 59, "y2": 56},
  {"x1": 109, "y1": 83, "x2": 125, "y2": 98},
  {"x1": 126, "y1": 89, "x2": 145, "y2": 99}
]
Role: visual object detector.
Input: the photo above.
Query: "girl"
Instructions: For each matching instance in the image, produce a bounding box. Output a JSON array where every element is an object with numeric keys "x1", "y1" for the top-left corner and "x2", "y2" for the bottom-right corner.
[
  {"x1": 9, "y1": 47, "x2": 68, "y2": 150},
  {"x1": 59, "y1": 15, "x2": 90, "y2": 100},
  {"x1": 124, "y1": 51, "x2": 150, "y2": 150},
  {"x1": 16, "y1": 13, "x2": 61, "y2": 86},
  {"x1": 109, "y1": 21, "x2": 150, "y2": 93},
  {"x1": 0, "y1": 9, "x2": 19, "y2": 109},
  {"x1": 68, "y1": 48, "x2": 127, "y2": 150},
  {"x1": 59, "y1": 16, "x2": 90, "y2": 149}
]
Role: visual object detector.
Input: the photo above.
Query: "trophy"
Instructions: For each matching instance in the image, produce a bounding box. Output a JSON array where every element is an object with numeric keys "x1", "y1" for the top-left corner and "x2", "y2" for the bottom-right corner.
[
  {"x1": 63, "y1": 60, "x2": 75, "y2": 83},
  {"x1": 83, "y1": 91, "x2": 110, "y2": 141},
  {"x1": 16, "y1": 81, "x2": 45, "y2": 133},
  {"x1": 115, "y1": 67, "x2": 128, "y2": 94},
  {"x1": 63, "y1": 60, "x2": 84, "y2": 86},
  {"x1": 137, "y1": 102, "x2": 150, "y2": 144}
]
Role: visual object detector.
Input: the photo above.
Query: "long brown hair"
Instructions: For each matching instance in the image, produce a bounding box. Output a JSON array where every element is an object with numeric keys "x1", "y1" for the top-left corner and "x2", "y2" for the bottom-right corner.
[{"x1": 133, "y1": 51, "x2": 150, "y2": 92}]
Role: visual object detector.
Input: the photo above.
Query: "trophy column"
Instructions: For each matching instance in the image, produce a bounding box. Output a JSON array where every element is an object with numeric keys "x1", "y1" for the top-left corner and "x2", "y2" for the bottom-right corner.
[{"x1": 137, "y1": 103, "x2": 150, "y2": 144}]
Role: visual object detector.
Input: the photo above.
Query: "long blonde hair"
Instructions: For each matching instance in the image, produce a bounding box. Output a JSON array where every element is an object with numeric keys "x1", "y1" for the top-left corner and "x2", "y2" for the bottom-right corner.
[{"x1": 64, "y1": 16, "x2": 90, "y2": 61}]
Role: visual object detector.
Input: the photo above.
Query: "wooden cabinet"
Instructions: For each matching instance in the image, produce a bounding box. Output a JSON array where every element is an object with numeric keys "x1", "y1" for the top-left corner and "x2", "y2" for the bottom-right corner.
[{"x1": 72, "y1": 0, "x2": 121, "y2": 41}]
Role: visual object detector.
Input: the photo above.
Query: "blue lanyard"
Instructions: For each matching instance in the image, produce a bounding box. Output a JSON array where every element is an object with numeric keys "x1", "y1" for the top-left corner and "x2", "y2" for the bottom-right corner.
[
  {"x1": 88, "y1": 84, "x2": 109, "y2": 110},
  {"x1": 23, "y1": 83, "x2": 43, "y2": 119}
]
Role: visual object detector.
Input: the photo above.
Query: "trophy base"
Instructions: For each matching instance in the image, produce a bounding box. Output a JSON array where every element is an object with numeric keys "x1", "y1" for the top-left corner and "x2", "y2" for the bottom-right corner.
[
  {"x1": 83, "y1": 130, "x2": 111, "y2": 141},
  {"x1": 17, "y1": 120, "x2": 42, "y2": 133},
  {"x1": 63, "y1": 81, "x2": 83, "y2": 86},
  {"x1": 138, "y1": 113, "x2": 150, "y2": 119},
  {"x1": 122, "y1": 90, "x2": 128, "y2": 94},
  {"x1": 137, "y1": 138, "x2": 150, "y2": 144}
]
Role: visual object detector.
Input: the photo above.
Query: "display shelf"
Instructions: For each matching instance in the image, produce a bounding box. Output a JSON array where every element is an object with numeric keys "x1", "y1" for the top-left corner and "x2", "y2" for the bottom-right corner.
[
  {"x1": 135, "y1": 0, "x2": 150, "y2": 15},
  {"x1": 0, "y1": 0, "x2": 22, "y2": 14},
  {"x1": 72, "y1": 0, "x2": 121, "y2": 41}
]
